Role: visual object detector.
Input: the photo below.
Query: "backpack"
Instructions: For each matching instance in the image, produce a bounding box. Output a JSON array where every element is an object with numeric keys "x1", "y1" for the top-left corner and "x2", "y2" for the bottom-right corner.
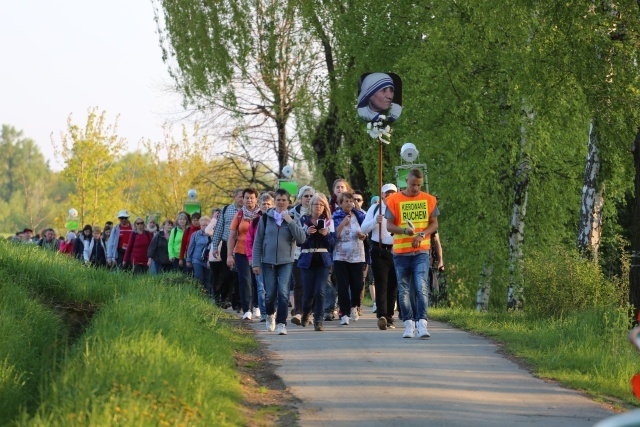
[{"x1": 200, "y1": 232, "x2": 212, "y2": 262}]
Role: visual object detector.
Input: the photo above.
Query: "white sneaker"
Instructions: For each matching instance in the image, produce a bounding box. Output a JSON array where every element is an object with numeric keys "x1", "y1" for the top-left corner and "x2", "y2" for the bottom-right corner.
[
  {"x1": 242, "y1": 311, "x2": 252, "y2": 321},
  {"x1": 417, "y1": 319, "x2": 431, "y2": 339},
  {"x1": 290, "y1": 314, "x2": 302, "y2": 325},
  {"x1": 276, "y1": 323, "x2": 287, "y2": 335},
  {"x1": 372, "y1": 303, "x2": 377, "y2": 313},
  {"x1": 351, "y1": 307, "x2": 359, "y2": 322},
  {"x1": 340, "y1": 315, "x2": 349, "y2": 325},
  {"x1": 266, "y1": 315, "x2": 275, "y2": 332},
  {"x1": 253, "y1": 307, "x2": 261, "y2": 318},
  {"x1": 403, "y1": 320, "x2": 415, "y2": 338}
]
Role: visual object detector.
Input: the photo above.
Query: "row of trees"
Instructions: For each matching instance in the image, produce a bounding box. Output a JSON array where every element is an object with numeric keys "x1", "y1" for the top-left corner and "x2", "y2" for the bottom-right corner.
[
  {"x1": 153, "y1": 0, "x2": 640, "y2": 310},
  {"x1": 1, "y1": 108, "x2": 287, "y2": 235}
]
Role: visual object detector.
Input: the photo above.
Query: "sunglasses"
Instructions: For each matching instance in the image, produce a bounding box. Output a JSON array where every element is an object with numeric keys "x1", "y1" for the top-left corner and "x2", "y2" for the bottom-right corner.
[
  {"x1": 303, "y1": 194, "x2": 313, "y2": 198},
  {"x1": 135, "y1": 222, "x2": 144, "y2": 225}
]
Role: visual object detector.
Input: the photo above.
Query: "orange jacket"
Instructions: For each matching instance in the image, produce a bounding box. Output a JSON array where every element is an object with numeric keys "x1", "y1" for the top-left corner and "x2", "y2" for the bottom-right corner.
[{"x1": 385, "y1": 191, "x2": 437, "y2": 254}]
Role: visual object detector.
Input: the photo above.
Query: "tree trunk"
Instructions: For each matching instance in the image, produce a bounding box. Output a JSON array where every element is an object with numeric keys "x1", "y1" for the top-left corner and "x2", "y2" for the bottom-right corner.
[
  {"x1": 577, "y1": 118, "x2": 605, "y2": 260},
  {"x1": 507, "y1": 104, "x2": 533, "y2": 309},
  {"x1": 629, "y1": 129, "x2": 640, "y2": 319},
  {"x1": 476, "y1": 260, "x2": 493, "y2": 311}
]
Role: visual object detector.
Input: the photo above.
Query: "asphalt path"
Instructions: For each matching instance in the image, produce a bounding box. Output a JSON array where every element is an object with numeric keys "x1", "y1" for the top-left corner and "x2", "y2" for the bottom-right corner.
[{"x1": 240, "y1": 307, "x2": 615, "y2": 427}]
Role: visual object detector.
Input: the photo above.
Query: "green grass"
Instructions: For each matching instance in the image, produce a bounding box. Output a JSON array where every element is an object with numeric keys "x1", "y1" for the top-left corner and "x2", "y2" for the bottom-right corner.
[
  {"x1": 0, "y1": 241, "x2": 256, "y2": 426},
  {"x1": 430, "y1": 306, "x2": 640, "y2": 406}
]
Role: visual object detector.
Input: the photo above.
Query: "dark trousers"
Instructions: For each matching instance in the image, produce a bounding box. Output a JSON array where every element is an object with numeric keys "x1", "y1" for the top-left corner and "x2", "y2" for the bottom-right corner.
[
  {"x1": 291, "y1": 263, "x2": 303, "y2": 315},
  {"x1": 301, "y1": 266, "x2": 330, "y2": 323},
  {"x1": 234, "y1": 253, "x2": 253, "y2": 313},
  {"x1": 334, "y1": 261, "x2": 364, "y2": 316},
  {"x1": 210, "y1": 261, "x2": 224, "y2": 301},
  {"x1": 371, "y1": 246, "x2": 398, "y2": 321},
  {"x1": 133, "y1": 264, "x2": 149, "y2": 275},
  {"x1": 218, "y1": 242, "x2": 239, "y2": 306},
  {"x1": 171, "y1": 258, "x2": 183, "y2": 273}
]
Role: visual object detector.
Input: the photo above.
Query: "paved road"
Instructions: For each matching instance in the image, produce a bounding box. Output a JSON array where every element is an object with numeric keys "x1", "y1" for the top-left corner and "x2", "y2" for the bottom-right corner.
[{"x1": 245, "y1": 309, "x2": 614, "y2": 427}]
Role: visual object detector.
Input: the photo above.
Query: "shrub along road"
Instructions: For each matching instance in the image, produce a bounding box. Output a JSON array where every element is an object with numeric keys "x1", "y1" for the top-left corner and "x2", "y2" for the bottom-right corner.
[{"x1": 242, "y1": 309, "x2": 614, "y2": 427}]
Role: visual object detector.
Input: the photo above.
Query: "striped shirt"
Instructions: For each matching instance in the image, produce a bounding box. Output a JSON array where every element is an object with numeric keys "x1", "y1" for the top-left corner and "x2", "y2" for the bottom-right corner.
[{"x1": 211, "y1": 203, "x2": 239, "y2": 249}]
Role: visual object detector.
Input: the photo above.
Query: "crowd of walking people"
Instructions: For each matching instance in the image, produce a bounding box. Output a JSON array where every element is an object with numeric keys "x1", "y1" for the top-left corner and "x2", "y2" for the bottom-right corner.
[{"x1": 11, "y1": 169, "x2": 444, "y2": 339}]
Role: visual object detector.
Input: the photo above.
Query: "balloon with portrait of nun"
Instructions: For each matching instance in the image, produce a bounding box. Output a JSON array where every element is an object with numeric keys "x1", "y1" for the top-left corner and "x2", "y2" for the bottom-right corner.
[{"x1": 357, "y1": 73, "x2": 402, "y2": 123}]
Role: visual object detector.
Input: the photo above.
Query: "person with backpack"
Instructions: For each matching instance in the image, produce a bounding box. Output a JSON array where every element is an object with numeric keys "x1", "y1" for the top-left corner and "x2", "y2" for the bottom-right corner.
[
  {"x1": 227, "y1": 188, "x2": 261, "y2": 322},
  {"x1": 83, "y1": 225, "x2": 107, "y2": 267},
  {"x1": 211, "y1": 189, "x2": 244, "y2": 310},
  {"x1": 123, "y1": 217, "x2": 154, "y2": 275},
  {"x1": 179, "y1": 211, "x2": 201, "y2": 275},
  {"x1": 361, "y1": 183, "x2": 398, "y2": 330},
  {"x1": 246, "y1": 193, "x2": 274, "y2": 321},
  {"x1": 289, "y1": 186, "x2": 315, "y2": 325},
  {"x1": 106, "y1": 210, "x2": 133, "y2": 269},
  {"x1": 252, "y1": 189, "x2": 306, "y2": 335},
  {"x1": 186, "y1": 216, "x2": 213, "y2": 295},
  {"x1": 148, "y1": 219, "x2": 174, "y2": 274},
  {"x1": 73, "y1": 224, "x2": 93, "y2": 261},
  {"x1": 168, "y1": 212, "x2": 189, "y2": 272}
]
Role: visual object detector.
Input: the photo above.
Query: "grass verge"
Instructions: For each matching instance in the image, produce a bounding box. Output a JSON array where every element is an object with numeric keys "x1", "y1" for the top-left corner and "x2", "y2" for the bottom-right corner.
[
  {"x1": 0, "y1": 241, "x2": 283, "y2": 426},
  {"x1": 430, "y1": 306, "x2": 639, "y2": 408}
]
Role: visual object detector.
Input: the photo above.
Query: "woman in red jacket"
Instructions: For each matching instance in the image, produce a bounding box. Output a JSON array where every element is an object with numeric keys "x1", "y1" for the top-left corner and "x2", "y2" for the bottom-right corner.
[{"x1": 123, "y1": 217, "x2": 153, "y2": 275}]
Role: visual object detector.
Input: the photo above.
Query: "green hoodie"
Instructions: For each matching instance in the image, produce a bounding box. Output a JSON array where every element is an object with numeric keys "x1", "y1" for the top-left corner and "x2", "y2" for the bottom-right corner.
[{"x1": 168, "y1": 227, "x2": 184, "y2": 259}]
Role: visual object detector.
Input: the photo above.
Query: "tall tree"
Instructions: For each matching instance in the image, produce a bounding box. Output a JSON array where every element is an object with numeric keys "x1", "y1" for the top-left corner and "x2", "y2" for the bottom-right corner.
[
  {"x1": 153, "y1": 0, "x2": 319, "y2": 181},
  {"x1": 0, "y1": 125, "x2": 59, "y2": 232},
  {"x1": 53, "y1": 108, "x2": 125, "y2": 226}
]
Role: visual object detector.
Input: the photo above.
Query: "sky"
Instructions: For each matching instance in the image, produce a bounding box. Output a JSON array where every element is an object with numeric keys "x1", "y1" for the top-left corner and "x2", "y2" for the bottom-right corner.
[{"x1": 0, "y1": 1, "x2": 188, "y2": 171}]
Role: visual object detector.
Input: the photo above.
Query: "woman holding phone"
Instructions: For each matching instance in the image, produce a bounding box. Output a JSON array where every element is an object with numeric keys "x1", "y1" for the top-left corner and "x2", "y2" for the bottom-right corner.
[
  {"x1": 297, "y1": 193, "x2": 336, "y2": 331},
  {"x1": 332, "y1": 192, "x2": 367, "y2": 325}
]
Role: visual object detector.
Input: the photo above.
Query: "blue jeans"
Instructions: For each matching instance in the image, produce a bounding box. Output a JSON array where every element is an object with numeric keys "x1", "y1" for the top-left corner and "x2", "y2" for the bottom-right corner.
[
  {"x1": 235, "y1": 253, "x2": 253, "y2": 313},
  {"x1": 262, "y1": 262, "x2": 294, "y2": 325},
  {"x1": 394, "y1": 252, "x2": 430, "y2": 322},
  {"x1": 301, "y1": 266, "x2": 329, "y2": 323},
  {"x1": 193, "y1": 262, "x2": 212, "y2": 296},
  {"x1": 255, "y1": 272, "x2": 266, "y2": 315}
]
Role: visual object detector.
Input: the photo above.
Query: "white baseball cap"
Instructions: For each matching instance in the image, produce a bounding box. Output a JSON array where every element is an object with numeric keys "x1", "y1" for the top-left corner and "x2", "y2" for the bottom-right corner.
[{"x1": 381, "y1": 183, "x2": 398, "y2": 193}]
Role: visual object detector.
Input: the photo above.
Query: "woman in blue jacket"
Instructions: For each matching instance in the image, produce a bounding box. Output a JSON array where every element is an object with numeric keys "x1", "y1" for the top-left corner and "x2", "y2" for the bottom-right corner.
[{"x1": 297, "y1": 193, "x2": 336, "y2": 331}]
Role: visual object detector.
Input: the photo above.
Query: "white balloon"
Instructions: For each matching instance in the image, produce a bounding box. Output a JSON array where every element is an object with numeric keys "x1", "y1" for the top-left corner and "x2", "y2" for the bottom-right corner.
[
  {"x1": 282, "y1": 165, "x2": 294, "y2": 178},
  {"x1": 187, "y1": 189, "x2": 197, "y2": 200},
  {"x1": 68, "y1": 208, "x2": 78, "y2": 218}
]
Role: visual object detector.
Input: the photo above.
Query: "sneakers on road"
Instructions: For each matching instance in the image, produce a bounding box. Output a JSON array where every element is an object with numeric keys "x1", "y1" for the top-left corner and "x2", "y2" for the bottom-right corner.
[
  {"x1": 291, "y1": 314, "x2": 302, "y2": 325},
  {"x1": 242, "y1": 311, "x2": 252, "y2": 322},
  {"x1": 351, "y1": 307, "x2": 359, "y2": 322},
  {"x1": 314, "y1": 322, "x2": 324, "y2": 332},
  {"x1": 372, "y1": 302, "x2": 377, "y2": 313},
  {"x1": 266, "y1": 314, "x2": 275, "y2": 332},
  {"x1": 252, "y1": 307, "x2": 261, "y2": 318},
  {"x1": 403, "y1": 320, "x2": 415, "y2": 338},
  {"x1": 340, "y1": 315, "x2": 349, "y2": 325},
  {"x1": 276, "y1": 323, "x2": 287, "y2": 335},
  {"x1": 260, "y1": 314, "x2": 267, "y2": 322},
  {"x1": 377, "y1": 317, "x2": 388, "y2": 330},
  {"x1": 417, "y1": 319, "x2": 431, "y2": 339}
]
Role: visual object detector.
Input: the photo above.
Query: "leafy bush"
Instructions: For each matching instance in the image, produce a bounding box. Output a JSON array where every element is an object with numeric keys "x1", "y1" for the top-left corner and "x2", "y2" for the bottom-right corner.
[{"x1": 524, "y1": 246, "x2": 627, "y2": 317}]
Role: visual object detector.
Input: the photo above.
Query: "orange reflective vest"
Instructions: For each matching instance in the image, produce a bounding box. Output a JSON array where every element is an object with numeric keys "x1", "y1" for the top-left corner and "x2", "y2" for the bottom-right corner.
[{"x1": 385, "y1": 191, "x2": 437, "y2": 254}]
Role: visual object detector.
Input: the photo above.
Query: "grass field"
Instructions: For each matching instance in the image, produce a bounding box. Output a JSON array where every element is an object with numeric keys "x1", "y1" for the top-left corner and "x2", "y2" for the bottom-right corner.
[
  {"x1": 0, "y1": 241, "x2": 255, "y2": 426},
  {"x1": 430, "y1": 306, "x2": 640, "y2": 408}
]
